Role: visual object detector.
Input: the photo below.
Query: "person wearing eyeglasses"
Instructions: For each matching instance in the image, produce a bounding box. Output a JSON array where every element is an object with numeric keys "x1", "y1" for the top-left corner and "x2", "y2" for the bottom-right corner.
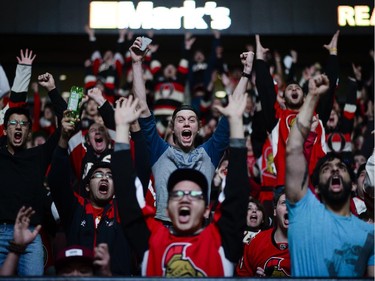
[
  {"x1": 130, "y1": 37, "x2": 255, "y2": 226},
  {"x1": 47, "y1": 110, "x2": 135, "y2": 276},
  {"x1": 112, "y1": 90, "x2": 250, "y2": 276},
  {"x1": 0, "y1": 58, "x2": 66, "y2": 275}
]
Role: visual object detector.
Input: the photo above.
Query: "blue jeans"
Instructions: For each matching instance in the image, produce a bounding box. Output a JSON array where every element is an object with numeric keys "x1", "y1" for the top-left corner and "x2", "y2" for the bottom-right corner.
[{"x1": 0, "y1": 223, "x2": 44, "y2": 276}]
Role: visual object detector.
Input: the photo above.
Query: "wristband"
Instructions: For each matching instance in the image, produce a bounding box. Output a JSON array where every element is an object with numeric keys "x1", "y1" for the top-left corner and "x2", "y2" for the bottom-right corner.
[
  {"x1": 7, "y1": 240, "x2": 26, "y2": 255},
  {"x1": 242, "y1": 72, "x2": 252, "y2": 79}
]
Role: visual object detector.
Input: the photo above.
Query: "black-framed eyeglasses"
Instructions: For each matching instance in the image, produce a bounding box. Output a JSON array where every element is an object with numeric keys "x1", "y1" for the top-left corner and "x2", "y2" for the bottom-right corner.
[
  {"x1": 90, "y1": 172, "x2": 113, "y2": 180},
  {"x1": 7, "y1": 120, "x2": 30, "y2": 127},
  {"x1": 169, "y1": 190, "x2": 204, "y2": 201}
]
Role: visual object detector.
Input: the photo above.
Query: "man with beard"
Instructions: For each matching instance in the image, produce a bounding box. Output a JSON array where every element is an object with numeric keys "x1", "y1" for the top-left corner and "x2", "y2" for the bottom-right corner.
[
  {"x1": 285, "y1": 74, "x2": 374, "y2": 277},
  {"x1": 236, "y1": 190, "x2": 290, "y2": 277}
]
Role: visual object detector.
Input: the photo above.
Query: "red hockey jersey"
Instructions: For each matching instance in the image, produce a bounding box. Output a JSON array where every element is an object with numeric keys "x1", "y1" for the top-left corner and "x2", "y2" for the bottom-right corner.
[
  {"x1": 271, "y1": 109, "x2": 326, "y2": 186},
  {"x1": 236, "y1": 228, "x2": 290, "y2": 277},
  {"x1": 142, "y1": 206, "x2": 234, "y2": 277}
]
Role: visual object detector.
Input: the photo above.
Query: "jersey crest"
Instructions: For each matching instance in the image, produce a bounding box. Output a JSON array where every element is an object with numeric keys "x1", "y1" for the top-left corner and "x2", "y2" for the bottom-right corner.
[
  {"x1": 264, "y1": 256, "x2": 290, "y2": 277},
  {"x1": 162, "y1": 243, "x2": 206, "y2": 277}
]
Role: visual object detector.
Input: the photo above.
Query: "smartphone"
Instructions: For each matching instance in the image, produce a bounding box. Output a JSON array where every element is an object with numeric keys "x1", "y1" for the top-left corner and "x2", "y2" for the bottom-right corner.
[{"x1": 140, "y1": 36, "x2": 152, "y2": 51}]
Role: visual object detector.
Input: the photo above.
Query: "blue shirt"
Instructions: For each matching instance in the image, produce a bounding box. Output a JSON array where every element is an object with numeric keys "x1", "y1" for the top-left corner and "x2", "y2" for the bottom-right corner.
[{"x1": 287, "y1": 189, "x2": 374, "y2": 277}]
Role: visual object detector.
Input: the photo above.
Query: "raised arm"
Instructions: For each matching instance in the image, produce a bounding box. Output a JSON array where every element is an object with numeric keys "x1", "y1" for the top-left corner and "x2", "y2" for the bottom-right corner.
[
  {"x1": 12, "y1": 49, "x2": 36, "y2": 94},
  {"x1": 285, "y1": 74, "x2": 330, "y2": 203},
  {"x1": 0, "y1": 49, "x2": 36, "y2": 132},
  {"x1": 112, "y1": 96, "x2": 150, "y2": 259},
  {"x1": 130, "y1": 37, "x2": 151, "y2": 118},
  {"x1": 5, "y1": 49, "x2": 36, "y2": 110},
  {"x1": 336, "y1": 66, "x2": 358, "y2": 135},
  {"x1": 34, "y1": 73, "x2": 66, "y2": 171},
  {"x1": 215, "y1": 93, "x2": 248, "y2": 138},
  {"x1": 38, "y1": 72, "x2": 66, "y2": 120},
  {"x1": 317, "y1": 30, "x2": 340, "y2": 124},
  {"x1": 47, "y1": 111, "x2": 77, "y2": 228},
  {"x1": 254, "y1": 35, "x2": 278, "y2": 132},
  {"x1": 203, "y1": 51, "x2": 254, "y2": 166},
  {"x1": 214, "y1": 92, "x2": 250, "y2": 262},
  {"x1": 232, "y1": 51, "x2": 254, "y2": 98},
  {"x1": 114, "y1": 96, "x2": 141, "y2": 144},
  {"x1": 87, "y1": 87, "x2": 115, "y2": 130}
]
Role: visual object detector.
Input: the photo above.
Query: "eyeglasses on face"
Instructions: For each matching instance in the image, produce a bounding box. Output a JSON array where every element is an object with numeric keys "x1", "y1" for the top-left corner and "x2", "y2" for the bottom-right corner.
[
  {"x1": 169, "y1": 190, "x2": 204, "y2": 201},
  {"x1": 7, "y1": 120, "x2": 30, "y2": 127},
  {"x1": 90, "y1": 171, "x2": 113, "y2": 180}
]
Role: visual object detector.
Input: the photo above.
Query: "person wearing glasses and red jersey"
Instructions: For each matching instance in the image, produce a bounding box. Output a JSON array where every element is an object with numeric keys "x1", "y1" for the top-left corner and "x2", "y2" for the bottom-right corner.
[{"x1": 112, "y1": 90, "x2": 250, "y2": 276}]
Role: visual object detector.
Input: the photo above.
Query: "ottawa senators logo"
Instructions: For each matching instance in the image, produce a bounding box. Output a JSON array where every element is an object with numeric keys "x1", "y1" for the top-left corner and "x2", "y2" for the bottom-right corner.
[
  {"x1": 162, "y1": 243, "x2": 206, "y2": 277},
  {"x1": 264, "y1": 146, "x2": 276, "y2": 176},
  {"x1": 263, "y1": 257, "x2": 290, "y2": 277},
  {"x1": 286, "y1": 114, "x2": 297, "y2": 130}
]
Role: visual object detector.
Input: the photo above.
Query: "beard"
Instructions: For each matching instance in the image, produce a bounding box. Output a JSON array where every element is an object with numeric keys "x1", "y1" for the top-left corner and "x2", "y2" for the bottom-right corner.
[
  {"x1": 285, "y1": 96, "x2": 304, "y2": 111},
  {"x1": 318, "y1": 176, "x2": 352, "y2": 208}
]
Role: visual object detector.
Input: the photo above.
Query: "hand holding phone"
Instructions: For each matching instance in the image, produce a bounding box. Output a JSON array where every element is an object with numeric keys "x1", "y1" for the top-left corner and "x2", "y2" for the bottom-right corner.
[{"x1": 140, "y1": 36, "x2": 152, "y2": 51}]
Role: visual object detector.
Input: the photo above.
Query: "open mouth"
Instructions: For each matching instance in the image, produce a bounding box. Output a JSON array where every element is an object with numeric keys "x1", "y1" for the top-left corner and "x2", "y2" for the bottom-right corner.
[
  {"x1": 291, "y1": 93, "x2": 299, "y2": 99},
  {"x1": 95, "y1": 136, "x2": 103, "y2": 144},
  {"x1": 182, "y1": 130, "x2": 192, "y2": 137},
  {"x1": 14, "y1": 132, "x2": 23, "y2": 143},
  {"x1": 181, "y1": 130, "x2": 192, "y2": 143},
  {"x1": 284, "y1": 213, "x2": 289, "y2": 222},
  {"x1": 250, "y1": 214, "x2": 258, "y2": 222},
  {"x1": 98, "y1": 183, "x2": 109, "y2": 194},
  {"x1": 332, "y1": 177, "x2": 340, "y2": 185},
  {"x1": 330, "y1": 176, "x2": 342, "y2": 191},
  {"x1": 178, "y1": 207, "x2": 191, "y2": 223}
]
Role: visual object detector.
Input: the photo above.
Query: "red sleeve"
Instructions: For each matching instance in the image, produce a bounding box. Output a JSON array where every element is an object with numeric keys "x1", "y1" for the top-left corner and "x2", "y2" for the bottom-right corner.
[{"x1": 68, "y1": 141, "x2": 86, "y2": 181}]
